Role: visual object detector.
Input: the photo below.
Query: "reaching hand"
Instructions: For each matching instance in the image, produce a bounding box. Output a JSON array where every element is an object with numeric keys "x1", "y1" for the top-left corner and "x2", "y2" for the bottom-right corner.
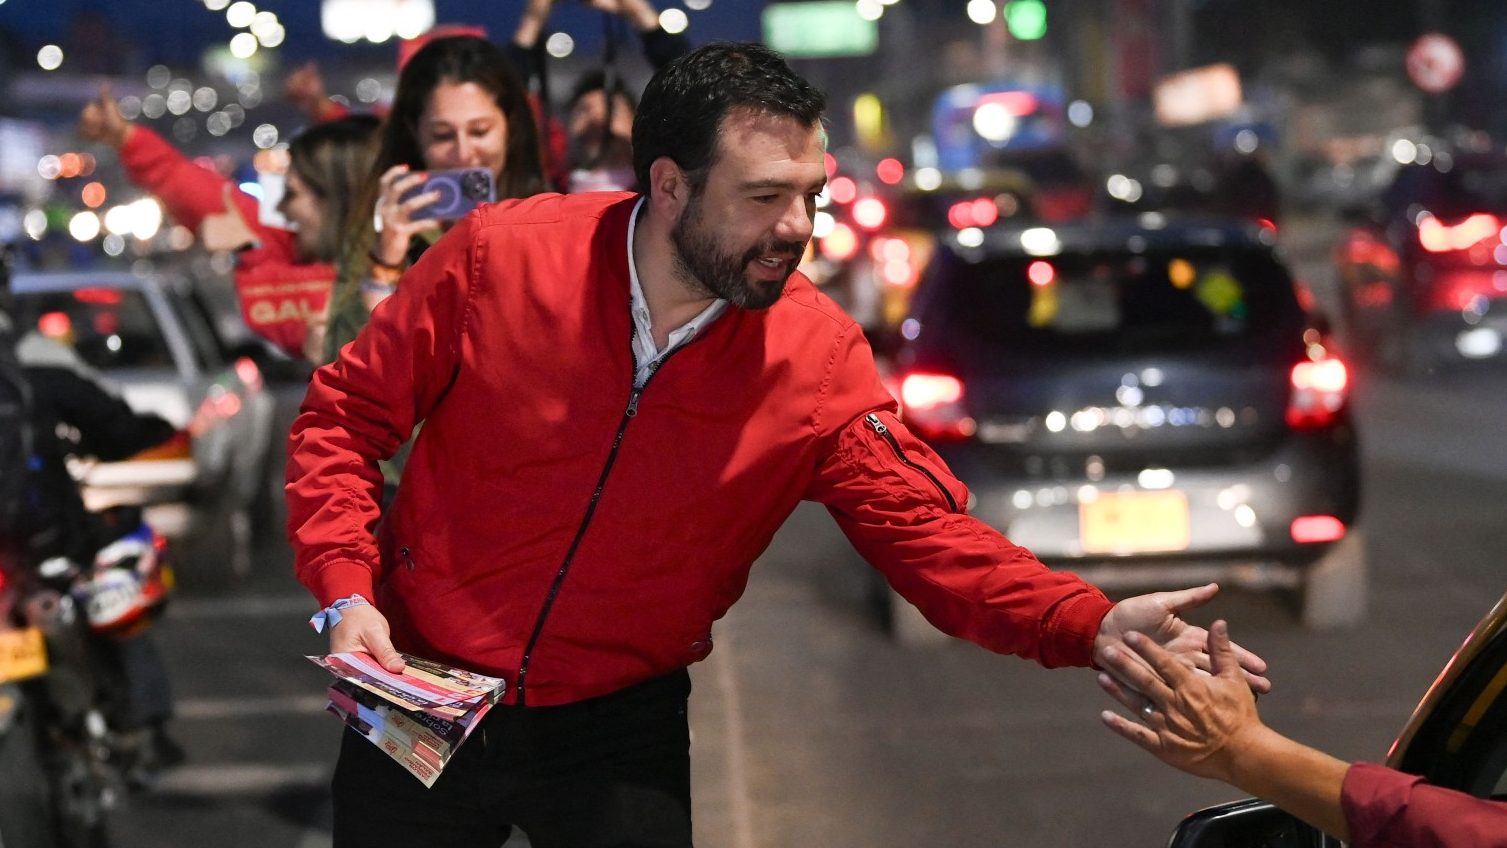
[
  {"x1": 584, "y1": 0, "x2": 662, "y2": 31},
  {"x1": 78, "y1": 84, "x2": 131, "y2": 149},
  {"x1": 329, "y1": 603, "x2": 407, "y2": 673},
  {"x1": 1095, "y1": 583, "x2": 1271, "y2": 694},
  {"x1": 199, "y1": 184, "x2": 260, "y2": 253},
  {"x1": 1097, "y1": 621, "x2": 1264, "y2": 784},
  {"x1": 283, "y1": 61, "x2": 329, "y2": 121}
]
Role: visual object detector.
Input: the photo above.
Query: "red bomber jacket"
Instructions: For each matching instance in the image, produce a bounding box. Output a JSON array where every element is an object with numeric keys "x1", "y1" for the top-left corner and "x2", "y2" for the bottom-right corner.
[
  {"x1": 118, "y1": 127, "x2": 333, "y2": 357},
  {"x1": 286, "y1": 192, "x2": 1113, "y2": 706}
]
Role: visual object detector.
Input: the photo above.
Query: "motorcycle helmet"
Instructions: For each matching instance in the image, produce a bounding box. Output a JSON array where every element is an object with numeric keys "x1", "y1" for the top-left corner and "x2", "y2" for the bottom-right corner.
[{"x1": 74, "y1": 522, "x2": 172, "y2": 636}]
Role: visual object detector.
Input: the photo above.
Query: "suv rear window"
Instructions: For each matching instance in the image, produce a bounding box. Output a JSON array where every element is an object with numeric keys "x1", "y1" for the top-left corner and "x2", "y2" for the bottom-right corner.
[
  {"x1": 15, "y1": 287, "x2": 176, "y2": 371},
  {"x1": 923, "y1": 244, "x2": 1303, "y2": 358}
]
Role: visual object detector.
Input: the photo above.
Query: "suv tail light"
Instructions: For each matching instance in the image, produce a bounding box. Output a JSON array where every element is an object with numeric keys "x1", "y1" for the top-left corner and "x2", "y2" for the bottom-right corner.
[
  {"x1": 1291, "y1": 514, "x2": 1346, "y2": 544},
  {"x1": 1417, "y1": 212, "x2": 1500, "y2": 253},
  {"x1": 899, "y1": 372, "x2": 975, "y2": 442},
  {"x1": 1286, "y1": 352, "x2": 1348, "y2": 430}
]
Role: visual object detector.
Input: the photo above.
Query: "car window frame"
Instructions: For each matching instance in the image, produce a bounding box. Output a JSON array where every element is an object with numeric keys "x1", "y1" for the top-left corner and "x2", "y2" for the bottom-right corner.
[{"x1": 1388, "y1": 591, "x2": 1507, "y2": 799}]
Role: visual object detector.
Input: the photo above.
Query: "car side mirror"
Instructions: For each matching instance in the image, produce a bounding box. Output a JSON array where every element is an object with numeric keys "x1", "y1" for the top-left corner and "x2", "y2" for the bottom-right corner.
[{"x1": 1169, "y1": 800, "x2": 1334, "y2": 848}]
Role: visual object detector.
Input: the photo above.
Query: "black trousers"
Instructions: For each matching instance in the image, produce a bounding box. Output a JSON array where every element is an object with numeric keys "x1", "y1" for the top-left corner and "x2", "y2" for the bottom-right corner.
[{"x1": 332, "y1": 669, "x2": 693, "y2": 848}]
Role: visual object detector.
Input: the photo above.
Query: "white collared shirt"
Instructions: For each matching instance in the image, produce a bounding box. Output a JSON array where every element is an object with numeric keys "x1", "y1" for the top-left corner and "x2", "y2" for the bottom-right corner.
[{"x1": 626, "y1": 197, "x2": 728, "y2": 387}]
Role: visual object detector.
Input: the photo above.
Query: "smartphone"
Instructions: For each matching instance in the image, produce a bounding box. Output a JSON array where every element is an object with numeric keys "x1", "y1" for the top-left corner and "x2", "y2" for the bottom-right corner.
[{"x1": 400, "y1": 167, "x2": 496, "y2": 221}]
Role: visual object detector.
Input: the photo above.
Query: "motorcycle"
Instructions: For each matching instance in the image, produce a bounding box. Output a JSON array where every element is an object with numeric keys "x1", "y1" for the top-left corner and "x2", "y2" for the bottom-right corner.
[{"x1": 0, "y1": 507, "x2": 174, "y2": 848}]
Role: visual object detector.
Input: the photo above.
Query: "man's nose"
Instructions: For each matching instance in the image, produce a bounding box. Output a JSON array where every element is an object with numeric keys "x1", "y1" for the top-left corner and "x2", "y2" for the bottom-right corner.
[{"x1": 775, "y1": 197, "x2": 813, "y2": 242}]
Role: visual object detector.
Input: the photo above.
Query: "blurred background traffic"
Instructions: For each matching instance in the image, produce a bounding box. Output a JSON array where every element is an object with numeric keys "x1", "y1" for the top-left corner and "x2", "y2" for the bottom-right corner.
[{"x1": 2, "y1": 1, "x2": 1507, "y2": 846}]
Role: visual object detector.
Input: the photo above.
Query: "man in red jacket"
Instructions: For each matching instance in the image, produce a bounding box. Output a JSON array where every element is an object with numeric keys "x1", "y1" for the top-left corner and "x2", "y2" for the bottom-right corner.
[{"x1": 288, "y1": 42, "x2": 1271, "y2": 848}]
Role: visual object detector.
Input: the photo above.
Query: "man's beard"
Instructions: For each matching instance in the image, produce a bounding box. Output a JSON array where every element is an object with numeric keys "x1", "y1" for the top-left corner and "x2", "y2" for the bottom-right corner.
[{"x1": 670, "y1": 190, "x2": 806, "y2": 310}]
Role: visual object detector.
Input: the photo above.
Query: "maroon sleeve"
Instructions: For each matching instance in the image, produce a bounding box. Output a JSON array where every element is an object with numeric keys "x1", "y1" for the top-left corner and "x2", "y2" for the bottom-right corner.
[
  {"x1": 803, "y1": 326, "x2": 1112, "y2": 667},
  {"x1": 1342, "y1": 762, "x2": 1507, "y2": 848}
]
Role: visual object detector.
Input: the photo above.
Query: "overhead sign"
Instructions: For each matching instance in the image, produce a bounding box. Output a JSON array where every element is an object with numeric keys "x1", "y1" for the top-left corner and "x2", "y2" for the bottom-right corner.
[
  {"x1": 1406, "y1": 33, "x2": 1465, "y2": 94},
  {"x1": 1153, "y1": 63, "x2": 1242, "y2": 127},
  {"x1": 762, "y1": 2, "x2": 878, "y2": 58}
]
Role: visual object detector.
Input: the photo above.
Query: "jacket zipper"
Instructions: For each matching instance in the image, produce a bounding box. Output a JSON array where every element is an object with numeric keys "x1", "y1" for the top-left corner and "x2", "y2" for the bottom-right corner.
[
  {"x1": 865, "y1": 413, "x2": 959, "y2": 512},
  {"x1": 513, "y1": 332, "x2": 680, "y2": 705}
]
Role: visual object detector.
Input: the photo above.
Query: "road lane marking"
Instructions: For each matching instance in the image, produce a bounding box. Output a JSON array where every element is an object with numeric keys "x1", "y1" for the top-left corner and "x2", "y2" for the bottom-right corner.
[
  {"x1": 169, "y1": 594, "x2": 314, "y2": 619},
  {"x1": 148, "y1": 762, "x2": 328, "y2": 795},
  {"x1": 712, "y1": 627, "x2": 757, "y2": 848},
  {"x1": 176, "y1": 694, "x2": 330, "y2": 720}
]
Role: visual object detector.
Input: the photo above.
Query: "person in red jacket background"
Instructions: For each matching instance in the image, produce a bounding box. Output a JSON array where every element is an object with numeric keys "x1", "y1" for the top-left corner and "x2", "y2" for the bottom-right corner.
[
  {"x1": 290, "y1": 42, "x2": 1272, "y2": 847},
  {"x1": 1098, "y1": 622, "x2": 1507, "y2": 847},
  {"x1": 76, "y1": 87, "x2": 380, "y2": 361}
]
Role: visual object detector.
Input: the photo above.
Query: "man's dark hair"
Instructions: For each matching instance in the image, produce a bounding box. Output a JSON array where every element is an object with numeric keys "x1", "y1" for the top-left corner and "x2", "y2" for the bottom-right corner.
[{"x1": 632, "y1": 41, "x2": 825, "y2": 194}]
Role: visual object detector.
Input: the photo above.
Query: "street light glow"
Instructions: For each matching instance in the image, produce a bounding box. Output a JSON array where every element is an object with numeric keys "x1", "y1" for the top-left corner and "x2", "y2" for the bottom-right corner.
[
  {"x1": 229, "y1": 32, "x2": 259, "y2": 58},
  {"x1": 37, "y1": 44, "x2": 63, "y2": 70},
  {"x1": 226, "y1": 1, "x2": 257, "y2": 29},
  {"x1": 659, "y1": 9, "x2": 689, "y2": 34},
  {"x1": 967, "y1": 0, "x2": 996, "y2": 25}
]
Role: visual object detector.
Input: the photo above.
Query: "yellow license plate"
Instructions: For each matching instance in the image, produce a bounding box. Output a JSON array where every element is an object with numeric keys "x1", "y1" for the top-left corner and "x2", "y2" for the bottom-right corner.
[
  {"x1": 1080, "y1": 491, "x2": 1190, "y2": 554},
  {"x1": 0, "y1": 628, "x2": 49, "y2": 683}
]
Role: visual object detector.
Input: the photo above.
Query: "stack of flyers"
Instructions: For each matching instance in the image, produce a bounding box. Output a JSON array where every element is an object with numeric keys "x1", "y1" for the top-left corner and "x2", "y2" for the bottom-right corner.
[{"x1": 308, "y1": 651, "x2": 506, "y2": 787}]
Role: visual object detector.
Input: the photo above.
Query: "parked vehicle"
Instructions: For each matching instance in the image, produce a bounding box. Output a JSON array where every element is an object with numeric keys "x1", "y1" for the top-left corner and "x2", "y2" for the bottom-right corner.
[
  {"x1": 1168, "y1": 587, "x2": 1507, "y2": 846},
  {"x1": 10, "y1": 269, "x2": 277, "y2": 582},
  {"x1": 1335, "y1": 148, "x2": 1507, "y2": 373},
  {"x1": 882, "y1": 215, "x2": 1363, "y2": 640}
]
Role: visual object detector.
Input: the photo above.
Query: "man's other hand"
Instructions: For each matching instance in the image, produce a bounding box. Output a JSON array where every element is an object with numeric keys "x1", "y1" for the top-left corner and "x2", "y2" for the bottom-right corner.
[{"x1": 330, "y1": 603, "x2": 407, "y2": 674}]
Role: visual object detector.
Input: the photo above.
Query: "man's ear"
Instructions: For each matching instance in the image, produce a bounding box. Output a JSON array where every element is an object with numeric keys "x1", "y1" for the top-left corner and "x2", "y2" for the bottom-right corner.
[{"x1": 647, "y1": 156, "x2": 688, "y2": 216}]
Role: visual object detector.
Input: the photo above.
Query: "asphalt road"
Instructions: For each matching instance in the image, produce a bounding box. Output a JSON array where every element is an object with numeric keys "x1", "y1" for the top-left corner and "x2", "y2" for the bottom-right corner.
[{"x1": 102, "y1": 216, "x2": 1507, "y2": 847}]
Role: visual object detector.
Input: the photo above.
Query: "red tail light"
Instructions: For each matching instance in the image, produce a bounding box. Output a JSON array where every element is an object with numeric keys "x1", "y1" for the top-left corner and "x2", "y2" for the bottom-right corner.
[
  {"x1": 1291, "y1": 514, "x2": 1346, "y2": 544},
  {"x1": 1418, "y1": 212, "x2": 1500, "y2": 253},
  {"x1": 234, "y1": 355, "x2": 264, "y2": 393},
  {"x1": 898, "y1": 372, "x2": 974, "y2": 442},
  {"x1": 1287, "y1": 353, "x2": 1348, "y2": 429}
]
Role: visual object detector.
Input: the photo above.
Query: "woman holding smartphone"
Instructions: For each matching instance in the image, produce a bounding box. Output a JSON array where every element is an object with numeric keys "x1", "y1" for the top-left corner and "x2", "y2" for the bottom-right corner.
[{"x1": 323, "y1": 34, "x2": 547, "y2": 364}]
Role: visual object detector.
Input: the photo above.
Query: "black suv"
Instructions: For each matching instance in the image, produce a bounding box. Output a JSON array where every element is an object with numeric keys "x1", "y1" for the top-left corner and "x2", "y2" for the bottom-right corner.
[{"x1": 886, "y1": 216, "x2": 1364, "y2": 629}]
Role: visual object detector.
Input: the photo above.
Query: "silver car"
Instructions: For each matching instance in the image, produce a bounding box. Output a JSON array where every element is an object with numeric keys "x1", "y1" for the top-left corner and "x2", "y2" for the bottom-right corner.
[{"x1": 12, "y1": 268, "x2": 277, "y2": 581}]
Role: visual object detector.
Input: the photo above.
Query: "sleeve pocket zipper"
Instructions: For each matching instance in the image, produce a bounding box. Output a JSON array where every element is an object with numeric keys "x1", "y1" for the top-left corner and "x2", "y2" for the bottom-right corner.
[{"x1": 864, "y1": 413, "x2": 960, "y2": 513}]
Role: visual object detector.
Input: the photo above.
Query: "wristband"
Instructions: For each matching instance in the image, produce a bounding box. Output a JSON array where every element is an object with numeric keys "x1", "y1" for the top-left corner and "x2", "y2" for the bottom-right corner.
[
  {"x1": 360, "y1": 278, "x2": 398, "y2": 296},
  {"x1": 309, "y1": 593, "x2": 370, "y2": 633},
  {"x1": 368, "y1": 249, "x2": 404, "y2": 271}
]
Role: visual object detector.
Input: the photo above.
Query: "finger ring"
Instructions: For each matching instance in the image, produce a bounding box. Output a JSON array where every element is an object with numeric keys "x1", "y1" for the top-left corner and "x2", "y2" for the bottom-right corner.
[{"x1": 1141, "y1": 703, "x2": 1156, "y2": 719}]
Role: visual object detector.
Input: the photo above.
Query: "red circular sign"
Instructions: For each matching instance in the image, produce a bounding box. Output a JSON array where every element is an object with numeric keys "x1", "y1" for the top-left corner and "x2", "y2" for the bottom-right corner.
[{"x1": 1407, "y1": 33, "x2": 1465, "y2": 94}]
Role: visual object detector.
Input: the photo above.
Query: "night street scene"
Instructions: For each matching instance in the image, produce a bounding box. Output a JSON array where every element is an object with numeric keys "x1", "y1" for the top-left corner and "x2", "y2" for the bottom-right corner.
[{"x1": 1, "y1": 1, "x2": 1506, "y2": 846}]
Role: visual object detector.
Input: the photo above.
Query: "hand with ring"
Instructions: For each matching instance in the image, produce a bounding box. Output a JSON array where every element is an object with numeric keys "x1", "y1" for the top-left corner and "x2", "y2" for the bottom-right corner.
[
  {"x1": 1096, "y1": 621, "x2": 1267, "y2": 785},
  {"x1": 372, "y1": 165, "x2": 443, "y2": 270}
]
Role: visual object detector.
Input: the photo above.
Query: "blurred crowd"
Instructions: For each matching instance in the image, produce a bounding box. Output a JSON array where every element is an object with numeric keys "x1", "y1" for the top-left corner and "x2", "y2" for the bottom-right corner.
[{"x1": 66, "y1": 0, "x2": 691, "y2": 367}]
